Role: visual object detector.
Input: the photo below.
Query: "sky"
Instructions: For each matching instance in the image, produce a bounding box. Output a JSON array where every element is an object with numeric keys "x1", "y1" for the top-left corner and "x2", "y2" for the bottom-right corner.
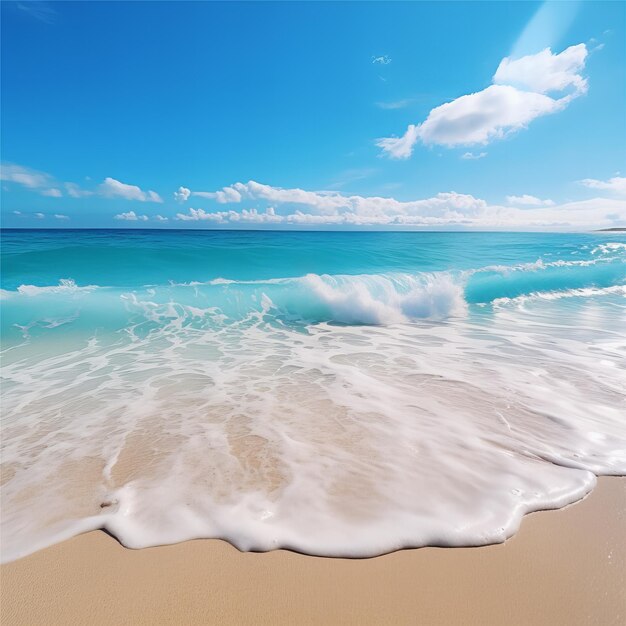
[{"x1": 1, "y1": 0, "x2": 625, "y2": 230}]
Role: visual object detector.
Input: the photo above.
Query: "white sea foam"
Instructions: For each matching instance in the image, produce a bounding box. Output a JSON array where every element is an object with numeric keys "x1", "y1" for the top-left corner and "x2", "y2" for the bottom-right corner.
[
  {"x1": 1, "y1": 282, "x2": 625, "y2": 563},
  {"x1": 592, "y1": 242, "x2": 626, "y2": 255},
  {"x1": 0, "y1": 279, "x2": 99, "y2": 298},
  {"x1": 492, "y1": 284, "x2": 626, "y2": 307},
  {"x1": 296, "y1": 272, "x2": 467, "y2": 324}
]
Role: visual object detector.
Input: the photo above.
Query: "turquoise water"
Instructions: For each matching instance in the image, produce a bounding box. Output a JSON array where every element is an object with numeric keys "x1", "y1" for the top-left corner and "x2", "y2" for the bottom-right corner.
[
  {"x1": 1, "y1": 229, "x2": 625, "y2": 562},
  {"x1": 2, "y1": 230, "x2": 625, "y2": 337}
]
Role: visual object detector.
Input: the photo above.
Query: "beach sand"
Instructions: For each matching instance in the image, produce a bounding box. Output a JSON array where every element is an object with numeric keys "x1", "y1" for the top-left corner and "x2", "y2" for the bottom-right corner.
[{"x1": 1, "y1": 477, "x2": 624, "y2": 625}]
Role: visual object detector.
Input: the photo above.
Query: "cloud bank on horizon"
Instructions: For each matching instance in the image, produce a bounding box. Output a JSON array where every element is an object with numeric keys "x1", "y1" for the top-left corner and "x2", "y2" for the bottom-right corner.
[
  {"x1": 171, "y1": 179, "x2": 626, "y2": 230},
  {"x1": 377, "y1": 44, "x2": 589, "y2": 159},
  {"x1": 3, "y1": 162, "x2": 625, "y2": 229}
]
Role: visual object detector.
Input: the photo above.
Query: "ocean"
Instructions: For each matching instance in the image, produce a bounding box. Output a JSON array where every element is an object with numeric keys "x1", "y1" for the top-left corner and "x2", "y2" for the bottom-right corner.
[{"x1": 1, "y1": 229, "x2": 625, "y2": 562}]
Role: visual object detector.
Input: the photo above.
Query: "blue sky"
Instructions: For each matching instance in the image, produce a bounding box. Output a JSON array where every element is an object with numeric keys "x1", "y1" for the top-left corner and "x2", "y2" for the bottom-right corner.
[{"x1": 1, "y1": 0, "x2": 625, "y2": 229}]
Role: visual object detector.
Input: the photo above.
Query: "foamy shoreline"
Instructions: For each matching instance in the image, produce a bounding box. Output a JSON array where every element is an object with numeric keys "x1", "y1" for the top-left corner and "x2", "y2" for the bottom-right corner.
[{"x1": 2, "y1": 477, "x2": 624, "y2": 625}]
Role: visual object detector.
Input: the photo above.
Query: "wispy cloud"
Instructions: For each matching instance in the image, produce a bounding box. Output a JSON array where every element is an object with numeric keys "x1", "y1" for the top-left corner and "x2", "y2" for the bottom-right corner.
[
  {"x1": 378, "y1": 45, "x2": 588, "y2": 158},
  {"x1": 41, "y1": 188, "x2": 62, "y2": 197},
  {"x1": 65, "y1": 182, "x2": 94, "y2": 198},
  {"x1": 372, "y1": 55, "x2": 392, "y2": 65},
  {"x1": 579, "y1": 176, "x2": 626, "y2": 196},
  {"x1": 327, "y1": 168, "x2": 377, "y2": 190},
  {"x1": 461, "y1": 152, "x2": 487, "y2": 160},
  {"x1": 54, "y1": 214, "x2": 70, "y2": 220},
  {"x1": 375, "y1": 99, "x2": 412, "y2": 110},
  {"x1": 101, "y1": 178, "x2": 162, "y2": 203},
  {"x1": 506, "y1": 194, "x2": 555, "y2": 207},
  {"x1": 16, "y1": 2, "x2": 57, "y2": 24},
  {"x1": 2, "y1": 163, "x2": 164, "y2": 203},
  {"x1": 1, "y1": 163, "x2": 54, "y2": 189}
]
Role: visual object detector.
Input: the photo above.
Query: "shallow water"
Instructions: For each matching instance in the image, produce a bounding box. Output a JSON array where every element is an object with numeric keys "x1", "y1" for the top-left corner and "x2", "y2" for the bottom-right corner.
[{"x1": 1, "y1": 230, "x2": 625, "y2": 562}]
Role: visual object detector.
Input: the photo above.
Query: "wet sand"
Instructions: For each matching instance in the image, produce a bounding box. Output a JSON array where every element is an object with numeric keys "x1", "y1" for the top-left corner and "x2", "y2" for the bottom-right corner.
[{"x1": 1, "y1": 477, "x2": 624, "y2": 625}]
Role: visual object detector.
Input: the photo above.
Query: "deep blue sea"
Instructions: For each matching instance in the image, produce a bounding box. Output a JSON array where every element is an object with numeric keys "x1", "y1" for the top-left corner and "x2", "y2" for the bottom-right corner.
[{"x1": 1, "y1": 229, "x2": 625, "y2": 561}]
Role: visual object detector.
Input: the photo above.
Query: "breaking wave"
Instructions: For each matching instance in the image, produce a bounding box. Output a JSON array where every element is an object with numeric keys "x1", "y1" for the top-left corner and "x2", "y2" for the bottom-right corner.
[{"x1": 2, "y1": 253, "x2": 624, "y2": 330}]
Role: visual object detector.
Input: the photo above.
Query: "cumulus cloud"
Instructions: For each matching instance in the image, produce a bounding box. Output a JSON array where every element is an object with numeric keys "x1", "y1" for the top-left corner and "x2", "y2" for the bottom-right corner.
[
  {"x1": 579, "y1": 176, "x2": 626, "y2": 196},
  {"x1": 34, "y1": 212, "x2": 45, "y2": 219},
  {"x1": 419, "y1": 85, "x2": 565, "y2": 147},
  {"x1": 372, "y1": 55, "x2": 392, "y2": 65},
  {"x1": 54, "y1": 214, "x2": 70, "y2": 220},
  {"x1": 378, "y1": 45, "x2": 588, "y2": 158},
  {"x1": 155, "y1": 215, "x2": 169, "y2": 222},
  {"x1": 174, "y1": 186, "x2": 191, "y2": 202},
  {"x1": 493, "y1": 44, "x2": 588, "y2": 94},
  {"x1": 506, "y1": 194, "x2": 555, "y2": 207},
  {"x1": 114, "y1": 211, "x2": 149, "y2": 221},
  {"x1": 172, "y1": 181, "x2": 625, "y2": 230},
  {"x1": 461, "y1": 152, "x2": 487, "y2": 160},
  {"x1": 101, "y1": 178, "x2": 163, "y2": 202},
  {"x1": 177, "y1": 207, "x2": 282, "y2": 224}
]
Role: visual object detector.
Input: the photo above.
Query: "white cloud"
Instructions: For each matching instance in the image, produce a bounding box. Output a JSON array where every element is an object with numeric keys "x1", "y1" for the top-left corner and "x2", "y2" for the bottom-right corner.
[
  {"x1": 493, "y1": 45, "x2": 588, "y2": 95},
  {"x1": 418, "y1": 85, "x2": 566, "y2": 146},
  {"x1": 114, "y1": 211, "x2": 149, "y2": 221},
  {"x1": 0, "y1": 163, "x2": 53, "y2": 189},
  {"x1": 41, "y1": 188, "x2": 62, "y2": 197},
  {"x1": 176, "y1": 208, "x2": 227, "y2": 222},
  {"x1": 506, "y1": 194, "x2": 555, "y2": 207},
  {"x1": 54, "y1": 214, "x2": 70, "y2": 220},
  {"x1": 34, "y1": 213, "x2": 45, "y2": 219},
  {"x1": 155, "y1": 215, "x2": 169, "y2": 222},
  {"x1": 13, "y1": 210, "x2": 22, "y2": 216},
  {"x1": 579, "y1": 176, "x2": 626, "y2": 196},
  {"x1": 1, "y1": 165, "x2": 164, "y2": 205},
  {"x1": 172, "y1": 181, "x2": 625, "y2": 230},
  {"x1": 100, "y1": 178, "x2": 163, "y2": 203},
  {"x1": 461, "y1": 152, "x2": 487, "y2": 160},
  {"x1": 176, "y1": 207, "x2": 282, "y2": 224},
  {"x1": 372, "y1": 55, "x2": 391, "y2": 65},
  {"x1": 212, "y1": 187, "x2": 242, "y2": 203},
  {"x1": 377, "y1": 125, "x2": 421, "y2": 159},
  {"x1": 174, "y1": 186, "x2": 191, "y2": 202},
  {"x1": 173, "y1": 185, "x2": 238, "y2": 203},
  {"x1": 183, "y1": 180, "x2": 489, "y2": 217},
  {"x1": 378, "y1": 45, "x2": 588, "y2": 158}
]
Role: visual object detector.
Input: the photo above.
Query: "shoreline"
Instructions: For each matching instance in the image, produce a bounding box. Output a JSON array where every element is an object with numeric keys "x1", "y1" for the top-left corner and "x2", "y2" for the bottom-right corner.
[{"x1": 1, "y1": 477, "x2": 624, "y2": 625}]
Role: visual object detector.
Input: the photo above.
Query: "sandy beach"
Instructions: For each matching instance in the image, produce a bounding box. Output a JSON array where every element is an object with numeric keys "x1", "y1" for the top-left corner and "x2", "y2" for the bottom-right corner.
[{"x1": 1, "y1": 477, "x2": 624, "y2": 625}]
